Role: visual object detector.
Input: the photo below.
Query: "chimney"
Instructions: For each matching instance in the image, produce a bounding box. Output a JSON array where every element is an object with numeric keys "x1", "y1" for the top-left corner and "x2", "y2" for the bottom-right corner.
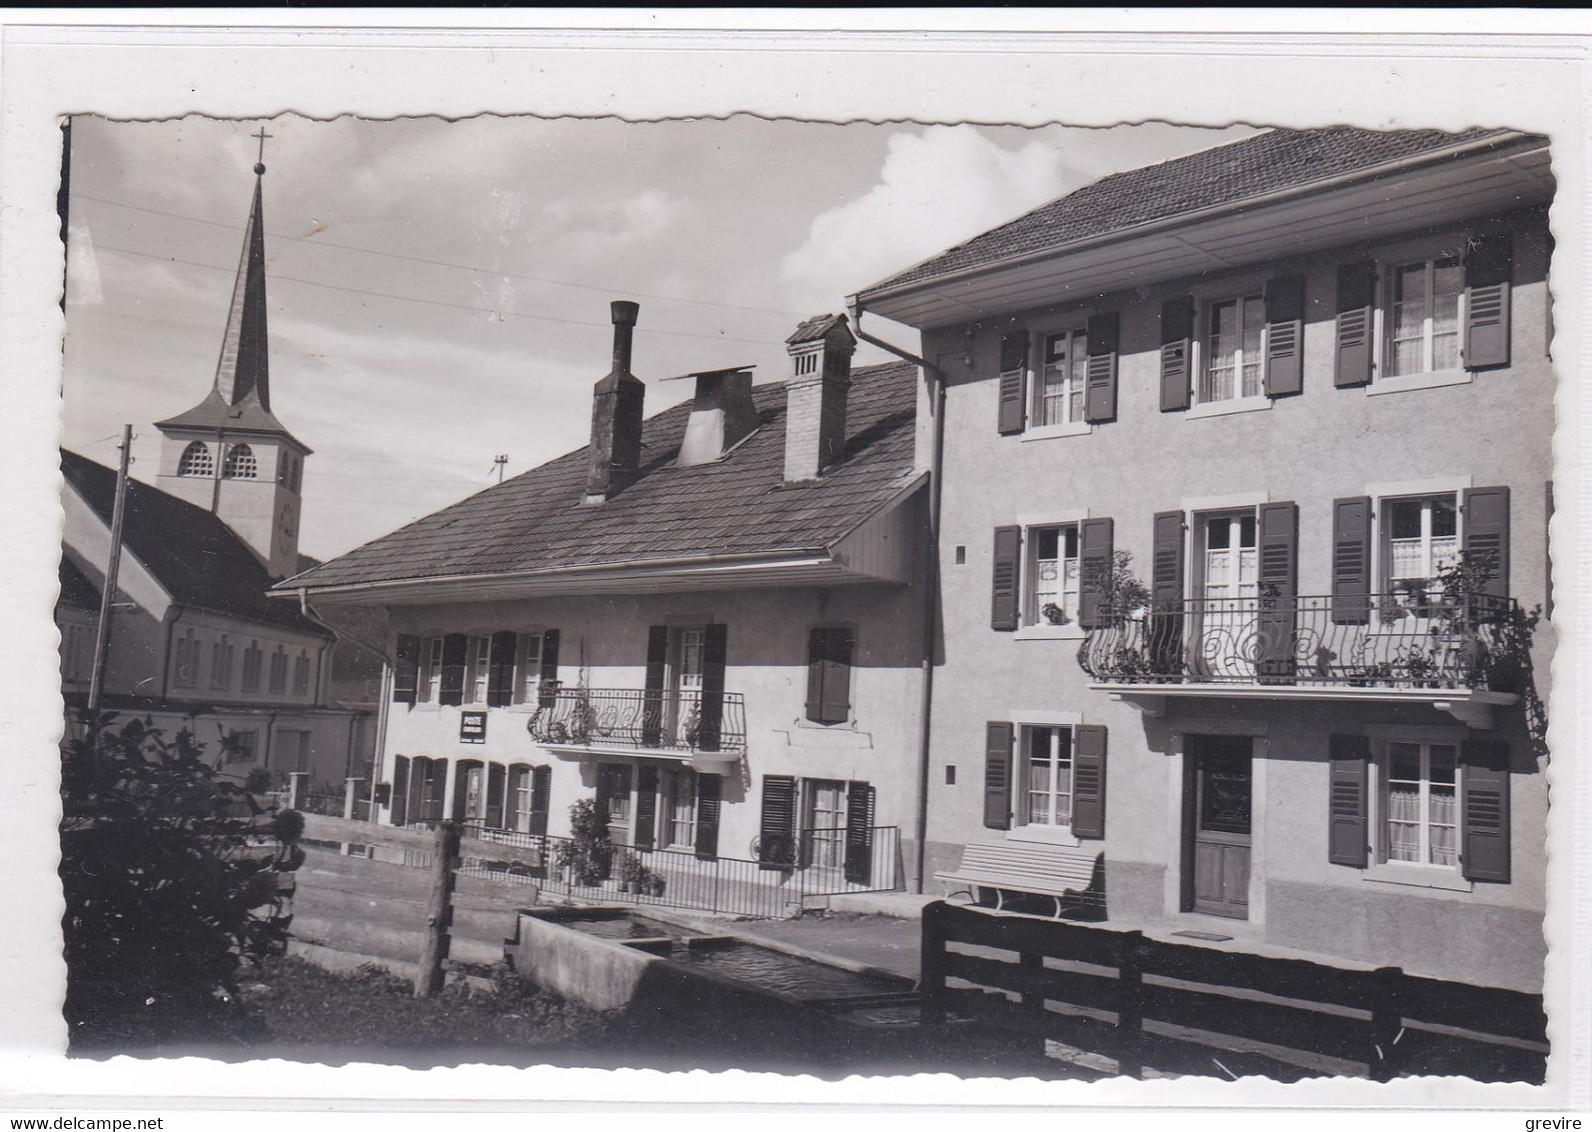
[
  {"x1": 674, "y1": 367, "x2": 760, "y2": 467},
  {"x1": 783, "y1": 314, "x2": 857, "y2": 483},
  {"x1": 584, "y1": 300, "x2": 646, "y2": 503}
]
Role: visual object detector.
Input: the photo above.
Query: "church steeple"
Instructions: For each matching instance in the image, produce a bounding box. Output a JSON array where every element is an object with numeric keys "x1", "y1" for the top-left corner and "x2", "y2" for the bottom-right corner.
[{"x1": 155, "y1": 131, "x2": 310, "y2": 580}]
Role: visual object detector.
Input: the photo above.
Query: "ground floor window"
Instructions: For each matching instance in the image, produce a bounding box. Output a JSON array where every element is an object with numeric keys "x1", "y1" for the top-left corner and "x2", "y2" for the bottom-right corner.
[
  {"x1": 1021, "y1": 725, "x2": 1074, "y2": 828},
  {"x1": 1381, "y1": 740, "x2": 1459, "y2": 868},
  {"x1": 661, "y1": 768, "x2": 697, "y2": 850},
  {"x1": 803, "y1": 779, "x2": 848, "y2": 868}
]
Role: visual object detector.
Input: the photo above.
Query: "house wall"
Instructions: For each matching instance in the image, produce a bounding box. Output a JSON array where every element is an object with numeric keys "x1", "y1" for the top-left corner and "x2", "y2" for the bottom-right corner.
[
  {"x1": 917, "y1": 206, "x2": 1553, "y2": 991},
  {"x1": 373, "y1": 572, "x2": 927, "y2": 875}
]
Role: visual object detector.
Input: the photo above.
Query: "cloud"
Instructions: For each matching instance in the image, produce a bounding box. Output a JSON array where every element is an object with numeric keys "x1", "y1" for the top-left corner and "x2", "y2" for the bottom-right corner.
[{"x1": 778, "y1": 126, "x2": 1073, "y2": 309}]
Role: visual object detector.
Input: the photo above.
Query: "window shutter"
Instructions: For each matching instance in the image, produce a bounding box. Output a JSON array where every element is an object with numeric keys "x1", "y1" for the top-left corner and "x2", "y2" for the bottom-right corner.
[
  {"x1": 983, "y1": 722, "x2": 1013, "y2": 830},
  {"x1": 486, "y1": 631, "x2": 518, "y2": 707},
  {"x1": 1256, "y1": 502, "x2": 1299, "y2": 684},
  {"x1": 843, "y1": 780, "x2": 877, "y2": 885},
  {"x1": 1464, "y1": 231, "x2": 1512, "y2": 370},
  {"x1": 392, "y1": 634, "x2": 420, "y2": 705},
  {"x1": 1160, "y1": 296, "x2": 1194, "y2": 412},
  {"x1": 1462, "y1": 739, "x2": 1511, "y2": 883},
  {"x1": 1327, "y1": 734, "x2": 1369, "y2": 868},
  {"x1": 1072, "y1": 725, "x2": 1108, "y2": 839},
  {"x1": 699, "y1": 624, "x2": 728, "y2": 752},
  {"x1": 486, "y1": 762, "x2": 506, "y2": 830},
  {"x1": 997, "y1": 330, "x2": 1029, "y2": 435},
  {"x1": 643, "y1": 625, "x2": 668, "y2": 747},
  {"x1": 1264, "y1": 274, "x2": 1305, "y2": 397},
  {"x1": 439, "y1": 633, "x2": 468, "y2": 706},
  {"x1": 805, "y1": 627, "x2": 827, "y2": 722},
  {"x1": 694, "y1": 773, "x2": 722, "y2": 860},
  {"x1": 990, "y1": 525, "x2": 1022, "y2": 631},
  {"x1": 1084, "y1": 311, "x2": 1119, "y2": 423},
  {"x1": 633, "y1": 763, "x2": 659, "y2": 851},
  {"x1": 758, "y1": 774, "x2": 798, "y2": 868},
  {"x1": 390, "y1": 755, "x2": 410, "y2": 826},
  {"x1": 1150, "y1": 510, "x2": 1186, "y2": 673},
  {"x1": 1331, "y1": 496, "x2": 1373, "y2": 624},
  {"x1": 807, "y1": 626, "x2": 854, "y2": 724},
  {"x1": 1077, "y1": 517, "x2": 1115, "y2": 629},
  {"x1": 538, "y1": 628, "x2": 560, "y2": 708},
  {"x1": 529, "y1": 765, "x2": 551, "y2": 837},
  {"x1": 1334, "y1": 261, "x2": 1377, "y2": 388},
  {"x1": 1463, "y1": 486, "x2": 1511, "y2": 599}
]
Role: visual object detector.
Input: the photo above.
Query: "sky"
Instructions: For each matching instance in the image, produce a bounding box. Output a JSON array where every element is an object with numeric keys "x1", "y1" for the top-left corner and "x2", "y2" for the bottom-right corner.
[{"x1": 61, "y1": 115, "x2": 1258, "y2": 560}]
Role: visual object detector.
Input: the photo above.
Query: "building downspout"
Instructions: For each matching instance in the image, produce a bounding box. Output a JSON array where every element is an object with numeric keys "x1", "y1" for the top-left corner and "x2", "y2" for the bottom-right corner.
[{"x1": 849, "y1": 300, "x2": 944, "y2": 895}]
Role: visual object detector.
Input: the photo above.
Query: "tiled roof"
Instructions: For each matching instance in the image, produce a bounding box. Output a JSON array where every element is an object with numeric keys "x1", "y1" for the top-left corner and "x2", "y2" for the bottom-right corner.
[
  {"x1": 786, "y1": 313, "x2": 849, "y2": 345},
  {"x1": 861, "y1": 127, "x2": 1514, "y2": 297},
  {"x1": 284, "y1": 360, "x2": 920, "y2": 592},
  {"x1": 58, "y1": 556, "x2": 100, "y2": 612},
  {"x1": 61, "y1": 449, "x2": 330, "y2": 635}
]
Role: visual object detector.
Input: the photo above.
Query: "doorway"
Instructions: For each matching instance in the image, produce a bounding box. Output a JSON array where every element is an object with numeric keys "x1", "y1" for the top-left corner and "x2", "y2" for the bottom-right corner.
[{"x1": 1183, "y1": 735, "x2": 1253, "y2": 919}]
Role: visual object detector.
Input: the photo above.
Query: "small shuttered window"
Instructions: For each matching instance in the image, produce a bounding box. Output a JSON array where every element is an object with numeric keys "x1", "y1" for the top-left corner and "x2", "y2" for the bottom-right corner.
[
  {"x1": 1160, "y1": 297, "x2": 1194, "y2": 412},
  {"x1": 1076, "y1": 518, "x2": 1114, "y2": 629},
  {"x1": 1263, "y1": 275, "x2": 1305, "y2": 397},
  {"x1": 1328, "y1": 734, "x2": 1370, "y2": 868},
  {"x1": 392, "y1": 634, "x2": 420, "y2": 704},
  {"x1": 806, "y1": 626, "x2": 855, "y2": 724},
  {"x1": 758, "y1": 774, "x2": 797, "y2": 868},
  {"x1": 1082, "y1": 311, "x2": 1119, "y2": 423},
  {"x1": 1463, "y1": 231, "x2": 1512, "y2": 370},
  {"x1": 1071, "y1": 725, "x2": 1108, "y2": 840},
  {"x1": 997, "y1": 330, "x2": 1029, "y2": 435},
  {"x1": 1334, "y1": 261, "x2": 1377, "y2": 388},
  {"x1": 990, "y1": 526, "x2": 1022, "y2": 631},
  {"x1": 983, "y1": 722, "x2": 1013, "y2": 831}
]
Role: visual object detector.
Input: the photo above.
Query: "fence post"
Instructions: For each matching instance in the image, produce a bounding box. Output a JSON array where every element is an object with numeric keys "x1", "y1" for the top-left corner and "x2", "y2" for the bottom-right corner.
[
  {"x1": 414, "y1": 820, "x2": 461, "y2": 998},
  {"x1": 341, "y1": 777, "x2": 368, "y2": 856},
  {"x1": 287, "y1": 772, "x2": 309, "y2": 810},
  {"x1": 1368, "y1": 966, "x2": 1404, "y2": 1082},
  {"x1": 919, "y1": 900, "x2": 949, "y2": 1025},
  {"x1": 1115, "y1": 930, "x2": 1146, "y2": 1079}
]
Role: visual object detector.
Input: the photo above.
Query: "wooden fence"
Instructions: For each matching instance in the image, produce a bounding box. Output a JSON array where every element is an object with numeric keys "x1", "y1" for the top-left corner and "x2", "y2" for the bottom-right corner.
[{"x1": 919, "y1": 900, "x2": 1548, "y2": 1083}]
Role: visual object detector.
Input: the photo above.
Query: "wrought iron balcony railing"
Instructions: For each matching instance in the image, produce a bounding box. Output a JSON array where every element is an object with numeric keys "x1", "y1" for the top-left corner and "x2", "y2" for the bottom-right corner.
[
  {"x1": 527, "y1": 685, "x2": 747, "y2": 756},
  {"x1": 1078, "y1": 592, "x2": 1519, "y2": 691}
]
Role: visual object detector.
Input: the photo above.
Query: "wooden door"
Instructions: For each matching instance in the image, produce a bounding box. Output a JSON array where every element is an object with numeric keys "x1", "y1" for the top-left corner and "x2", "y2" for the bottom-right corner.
[{"x1": 1187, "y1": 736, "x2": 1253, "y2": 919}]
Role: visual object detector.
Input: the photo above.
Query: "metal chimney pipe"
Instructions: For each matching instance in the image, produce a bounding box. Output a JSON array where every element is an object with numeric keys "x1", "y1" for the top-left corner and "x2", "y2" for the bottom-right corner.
[{"x1": 610, "y1": 300, "x2": 639, "y2": 376}]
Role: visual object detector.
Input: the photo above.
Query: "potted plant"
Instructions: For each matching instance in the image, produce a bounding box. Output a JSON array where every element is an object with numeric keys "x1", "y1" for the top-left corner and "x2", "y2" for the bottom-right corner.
[
  {"x1": 643, "y1": 868, "x2": 666, "y2": 898},
  {"x1": 616, "y1": 850, "x2": 646, "y2": 894},
  {"x1": 1041, "y1": 602, "x2": 1069, "y2": 626}
]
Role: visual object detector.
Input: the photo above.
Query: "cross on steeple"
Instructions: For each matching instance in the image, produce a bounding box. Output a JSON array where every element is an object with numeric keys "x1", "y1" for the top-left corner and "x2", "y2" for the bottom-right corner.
[{"x1": 252, "y1": 126, "x2": 272, "y2": 174}]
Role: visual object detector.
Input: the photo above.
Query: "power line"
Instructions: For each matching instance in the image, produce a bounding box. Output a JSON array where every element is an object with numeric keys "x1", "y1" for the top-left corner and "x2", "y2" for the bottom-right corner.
[
  {"x1": 70, "y1": 191, "x2": 809, "y2": 319},
  {"x1": 90, "y1": 242, "x2": 784, "y2": 347}
]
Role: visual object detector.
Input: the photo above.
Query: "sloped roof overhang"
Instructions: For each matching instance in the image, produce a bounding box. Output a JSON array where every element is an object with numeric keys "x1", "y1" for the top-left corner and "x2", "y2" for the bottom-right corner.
[{"x1": 856, "y1": 132, "x2": 1553, "y2": 331}]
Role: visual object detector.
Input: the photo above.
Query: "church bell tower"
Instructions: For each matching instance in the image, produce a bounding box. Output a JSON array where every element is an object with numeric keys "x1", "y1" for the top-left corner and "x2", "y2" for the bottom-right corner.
[{"x1": 153, "y1": 128, "x2": 309, "y2": 580}]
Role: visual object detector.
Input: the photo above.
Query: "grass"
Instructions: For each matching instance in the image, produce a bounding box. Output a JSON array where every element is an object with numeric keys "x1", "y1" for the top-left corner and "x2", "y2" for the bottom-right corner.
[{"x1": 71, "y1": 955, "x2": 620, "y2": 1068}]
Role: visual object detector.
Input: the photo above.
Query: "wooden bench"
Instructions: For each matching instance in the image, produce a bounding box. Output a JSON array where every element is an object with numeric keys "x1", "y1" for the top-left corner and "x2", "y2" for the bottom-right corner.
[{"x1": 934, "y1": 842, "x2": 1103, "y2": 917}]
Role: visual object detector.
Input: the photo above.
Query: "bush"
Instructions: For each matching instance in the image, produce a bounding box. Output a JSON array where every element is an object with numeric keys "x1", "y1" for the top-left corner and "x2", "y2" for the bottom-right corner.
[{"x1": 59, "y1": 713, "x2": 297, "y2": 1048}]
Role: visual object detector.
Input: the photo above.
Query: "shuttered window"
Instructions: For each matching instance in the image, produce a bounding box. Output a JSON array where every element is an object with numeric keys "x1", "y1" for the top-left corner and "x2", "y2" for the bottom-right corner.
[
  {"x1": 1255, "y1": 502, "x2": 1298, "y2": 684},
  {"x1": 632, "y1": 764, "x2": 659, "y2": 851},
  {"x1": 983, "y1": 722, "x2": 1013, "y2": 831},
  {"x1": 990, "y1": 526, "x2": 1022, "y2": 631},
  {"x1": 1035, "y1": 328, "x2": 1088, "y2": 427},
  {"x1": 1461, "y1": 739, "x2": 1511, "y2": 883},
  {"x1": 438, "y1": 633, "x2": 468, "y2": 706},
  {"x1": 1462, "y1": 486, "x2": 1511, "y2": 599},
  {"x1": 1331, "y1": 497, "x2": 1373, "y2": 625},
  {"x1": 1160, "y1": 297, "x2": 1194, "y2": 412},
  {"x1": 1464, "y1": 232, "x2": 1512, "y2": 370},
  {"x1": 1328, "y1": 735, "x2": 1370, "y2": 868},
  {"x1": 1071, "y1": 725, "x2": 1108, "y2": 840},
  {"x1": 1083, "y1": 312, "x2": 1119, "y2": 423},
  {"x1": 997, "y1": 330, "x2": 1029, "y2": 435},
  {"x1": 537, "y1": 629, "x2": 561, "y2": 708},
  {"x1": 1381, "y1": 741, "x2": 1460, "y2": 869},
  {"x1": 695, "y1": 773, "x2": 722, "y2": 860},
  {"x1": 1388, "y1": 257, "x2": 1464, "y2": 376},
  {"x1": 1201, "y1": 294, "x2": 1266, "y2": 404},
  {"x1": 699, "y1": 624, "x2": 728, "y2": 752},
  {"x1": 806, "y1": 626, "x2": 854, "y2": 724},
  {"x1": 758, "y1": 774, "x2": 798, "y2": 868},
  {"x1": 392, "y1": 634, "x2": 420, "y2": 704},
  {"x1": 1263, "y1": 275, "x2": 1305, "y2": 397},
  {"x1": 643, "y1": 625, "x2": 668, "y2": 747},
  {"x1": 843, "y1": 781, "x2": 877, "y2": 885},
  {"x1": 1076, "y1": 518, "x2": 1114, "y2": 629},
  {"x1": 1334, "y1": 261, "x2": 1377, "y2": 388}
]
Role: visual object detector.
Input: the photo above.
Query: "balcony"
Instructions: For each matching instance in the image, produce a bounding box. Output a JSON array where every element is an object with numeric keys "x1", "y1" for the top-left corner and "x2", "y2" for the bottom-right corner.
[
  {"x1": 527, "y1": 685, "x2": 747, "y2": 768},
  {"x1": 1078, "y1": 592, "x2": 1522, "y2": 728}
]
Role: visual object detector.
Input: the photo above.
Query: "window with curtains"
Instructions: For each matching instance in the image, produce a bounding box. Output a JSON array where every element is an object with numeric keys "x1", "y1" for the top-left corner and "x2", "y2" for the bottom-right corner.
[
  {"x1": 1387, "y1": 258, "x2": 1465, "y2": 377},
  {"x1": 417, "y1": 636, "x2": 443, "y2": 703},
  {"x1": 513, "y1": 632, "x2": 545, "y2": 704},
  {"x1": 803, "y1": 779, "x2": 848, "y2": 868},
  {"x1": 1035, "y1": 328, "x2": 1087, "y2": 427},
  {"x1": 1382, "y1": 494, "x2": 1460, "y2": 610},
  {"x1": 661, "y1": 768, "x2": 697, "y2": 850},
  {"x1": 1027, "y1": 524, "x2": 1080, "y2": 627},
  {"x1": 464, "y1": 634, "x2": 492, "y2": 704},
  {"x1": 1021, "y1": 725, "x2": 1074, "y2": 828},
  {"x1": 1379, "y1": 740, "x2": 1460, "y2": 869},
  {"x1": 1200, "y1": 294, "x2": 1267, "y2": 404}
]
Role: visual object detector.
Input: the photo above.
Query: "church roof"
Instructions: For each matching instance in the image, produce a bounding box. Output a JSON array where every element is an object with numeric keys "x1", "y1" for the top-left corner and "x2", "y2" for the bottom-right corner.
[
  {"x1": 57, "y1": 556, "x2": 101, "y2": 612},
  {"x1": 156, "y1": 164, "x2": 306, "y2": 449},
  {"x1": 61, "y1": 448, "x2": 330, "y2": 636},
  {"x1": 281, "y1": 359, "x2": 920, "y2": 593}
]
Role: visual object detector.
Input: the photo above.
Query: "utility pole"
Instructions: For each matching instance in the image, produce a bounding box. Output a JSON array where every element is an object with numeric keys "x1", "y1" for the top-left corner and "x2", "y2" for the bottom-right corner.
[
  {"x1": 492, "y1": 455, "x2": 508, "y2": 484},
  {"x1": 87, "y1": 425, "x2": 133, "y2": 713}
]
